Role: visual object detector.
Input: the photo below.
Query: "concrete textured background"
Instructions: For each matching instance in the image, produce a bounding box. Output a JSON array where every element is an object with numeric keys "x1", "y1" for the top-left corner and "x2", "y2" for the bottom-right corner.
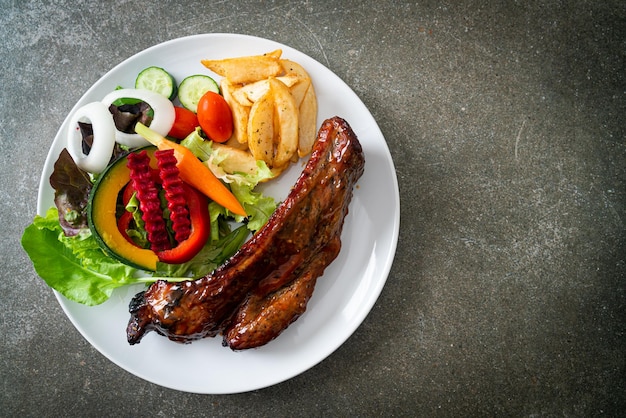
[{"x1": 1, "y1": 0, "x2": 624, "y2": 416}]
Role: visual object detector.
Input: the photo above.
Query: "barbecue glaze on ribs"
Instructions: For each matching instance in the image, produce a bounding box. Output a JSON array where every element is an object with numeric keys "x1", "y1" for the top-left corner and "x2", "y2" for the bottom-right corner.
[{"x1": 127, "y1": 117, "x2": 365, "y2": 349}]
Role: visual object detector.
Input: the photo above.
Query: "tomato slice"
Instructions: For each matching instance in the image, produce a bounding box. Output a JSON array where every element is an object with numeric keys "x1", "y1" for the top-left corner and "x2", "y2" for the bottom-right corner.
[
  {"x1": 196, "y1": 91, "x2": 233, "y2": 143},
  {"x1": 168, "y1": 106, "x2": 199, "y2": 140}
]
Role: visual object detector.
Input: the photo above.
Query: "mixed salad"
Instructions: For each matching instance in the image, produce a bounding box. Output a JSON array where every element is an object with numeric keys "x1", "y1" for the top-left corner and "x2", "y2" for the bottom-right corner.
[{"x1": 21, "y1": 66, "x2": 278, "y2": 306}]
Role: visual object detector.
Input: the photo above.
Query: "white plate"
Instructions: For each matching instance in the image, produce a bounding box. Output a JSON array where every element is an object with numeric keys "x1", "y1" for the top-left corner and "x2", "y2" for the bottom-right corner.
[{"x1": 37, "y1": 34, "x2": 399, "y2": 394}]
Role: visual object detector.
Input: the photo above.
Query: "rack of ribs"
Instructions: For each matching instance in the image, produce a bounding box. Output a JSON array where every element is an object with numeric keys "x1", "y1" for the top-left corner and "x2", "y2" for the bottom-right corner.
[{"x1": 126, "y1": 116, "x2": 365, "y2": 349}]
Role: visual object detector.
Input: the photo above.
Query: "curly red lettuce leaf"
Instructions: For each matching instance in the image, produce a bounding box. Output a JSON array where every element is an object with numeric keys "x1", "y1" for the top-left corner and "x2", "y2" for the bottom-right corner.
[{"x1": 49, "y1": 148, "x2": 93, "y2": 236}]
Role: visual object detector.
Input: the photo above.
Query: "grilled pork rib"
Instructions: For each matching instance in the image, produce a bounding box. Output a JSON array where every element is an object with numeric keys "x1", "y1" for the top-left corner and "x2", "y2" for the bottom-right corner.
[{"x1": 127, "y1": 117, "x2": 365, "y2": 348}]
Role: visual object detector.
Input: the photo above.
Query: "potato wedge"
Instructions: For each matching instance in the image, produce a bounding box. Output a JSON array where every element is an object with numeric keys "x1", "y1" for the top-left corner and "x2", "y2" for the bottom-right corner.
[
  {"x1": 289, "y1": 77, "x2": 310, "y2": 108},
  {"x1": 202, "y1": 50, "x2": 284, "y2": 84},
  {"x1": 265, "y1": 49, "x2": 283, "y2": 59},
  {"x1": 298, "y1": 82, "x2": 318, "y2": 157},
  {"x1": 232, "y1": 75, "x2": 301, "y2": 106},
  {"x1": 269, "y1": 164, "x2": 288, "y2": 178},
  {"x1": 220, "y1": 78, "x2": 250, "y2": 144},
  {"x1": 224, "y1": 134, "x2": 250, "y2": 151},
  {"x1": 212, "y1": 143, "x2": 260, "y2": 176},
  {"x1": 247, "y1": 90, "x2": 275, "y2": 166},
  {"x1": 199, "y1": 52, "x2": 318, "y2": 174},
  {"x1": 231, "y1": 86, "x2": 254, "y2": 107},
  {"x1": 281, "y1": 59, "x2": 311, "y2": 80},
  {"x1": 270, "y1": 78, "x2": 299, "y2": 168},
  {"x1": 280, "y1": 58, "x2": 313, "y2": 107}
]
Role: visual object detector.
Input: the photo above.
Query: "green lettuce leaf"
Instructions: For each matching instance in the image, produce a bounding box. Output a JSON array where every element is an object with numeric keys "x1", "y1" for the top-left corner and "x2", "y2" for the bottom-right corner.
[
  {"x1": 21, "y1": 208, "x2": 145, "y2": 306},
  {"x1": 22, "y1": 208, "x2": 253, "y2": 306}
]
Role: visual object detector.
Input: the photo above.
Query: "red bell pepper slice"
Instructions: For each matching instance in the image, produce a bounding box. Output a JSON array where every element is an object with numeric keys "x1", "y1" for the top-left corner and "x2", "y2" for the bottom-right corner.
[
  {"x1": 118, "y1": 181, "x2": 211, "y2": 263},
  {"x1": 117, "y1": 210, "x2": 137, "y2": 246},
  {"x1": 155, "y1": 183, "x2": 210, "y2": 264}
]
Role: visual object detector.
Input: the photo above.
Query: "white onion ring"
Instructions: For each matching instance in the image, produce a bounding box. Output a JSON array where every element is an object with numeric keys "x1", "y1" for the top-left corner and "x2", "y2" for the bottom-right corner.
[
  {"x1": 66, "y1": 101, "x2": 116, "y2": 173},
  {"x1": 101, "y1": 88, "x2": 175, "y2": 148}
]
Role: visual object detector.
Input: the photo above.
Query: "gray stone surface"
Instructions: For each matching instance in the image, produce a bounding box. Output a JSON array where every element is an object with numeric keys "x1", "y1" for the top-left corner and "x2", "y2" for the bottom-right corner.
[{"x1": 2, "y1": 0, "x2": 624, "y2": 416}]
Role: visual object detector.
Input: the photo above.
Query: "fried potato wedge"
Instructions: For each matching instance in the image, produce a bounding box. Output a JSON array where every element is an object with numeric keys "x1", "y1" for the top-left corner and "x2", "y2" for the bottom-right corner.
[
  {"x1": 232, "y1": 75, "x2": 301, "y2": 106},
  {"x1": 265, "y1": 49, "x2": 283, "y2": 59},
  {"x1": 247, "y1": 90, "x2": 275, "y2": 165},
  {"x1": 281, "y1": 58, "x2": 313, "y2": 107},
  {"x1": 297, "y1": 82, "x2": 318, "y2": 157},
  {"x1": 289, "y1": 77, "x2": 310, "y2": 108},
  {"x1": 281, "y1": 59, "x2": 310, "y2": 80},
  {"x1": 201, "y1": 50, "x2": 284, "y2": 84},
  {"x1": 231, "y1": 86, "x2": 254, "y2": 107},
  {"x1": 200, "y1": 51, "x2": 318, "y2": 173},
  {"x1": 212, "y1": 143, "x2": 260, "y2": 176},
  {"x1": 220, "y1": 78, "x2": 250, "y2": 144},
  {"x1": 224, "y1": 134, "x2": 250, "y2": 151},
  {"x1": 270, "y1": 78, "x2": 299, "y2": 168}
]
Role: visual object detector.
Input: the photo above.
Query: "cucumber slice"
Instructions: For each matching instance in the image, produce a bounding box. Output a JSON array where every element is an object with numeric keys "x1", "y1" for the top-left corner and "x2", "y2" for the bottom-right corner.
[
  {"x1": 178, "y1": 75, "x2": 220, "y2": 113},
  {"x1": 135, "y1": 66, "x2": 177, "y2": 100}
]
